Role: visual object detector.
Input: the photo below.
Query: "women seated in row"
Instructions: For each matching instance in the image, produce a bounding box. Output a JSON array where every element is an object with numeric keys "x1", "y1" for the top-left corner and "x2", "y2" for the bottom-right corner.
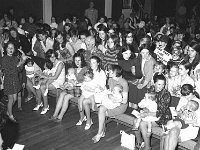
[
  {"x1": 33, "y1": 49, "x2": 65, "y2": 114},
  {"x1": 49, "y1": 52, "x2": 87, "y2": 122}
]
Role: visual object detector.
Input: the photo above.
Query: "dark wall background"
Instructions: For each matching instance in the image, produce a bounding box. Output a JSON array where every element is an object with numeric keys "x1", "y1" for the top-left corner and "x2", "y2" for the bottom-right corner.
[
  {"x1": 0, "y1": 0, "x2": 43, "y2": 20},
  {"x1": 52, "y1": 0, "x2": 105, "y2": 22}
]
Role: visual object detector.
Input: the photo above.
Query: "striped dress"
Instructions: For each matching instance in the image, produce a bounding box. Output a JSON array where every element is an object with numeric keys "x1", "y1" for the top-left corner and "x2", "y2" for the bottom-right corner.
[{"x1": 102, "y1": 48, "x2": 120, "y2": 70}]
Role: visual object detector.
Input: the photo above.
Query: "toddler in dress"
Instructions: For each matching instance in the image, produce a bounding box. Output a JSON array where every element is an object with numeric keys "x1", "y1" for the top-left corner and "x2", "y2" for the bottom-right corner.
[
  {"x1": 25, "y1": 58, "x2": 35, "y2": 85},
  {"x1": 165, "y1": 100, "x2": 199, "y2": 131},
  {"x1": 79, "y1": 69, "x2": 97, "y2": 112},
  {"x1": 33, "y1": 60, "x2": 54, "y2": 96},
  {"x1": 63, "y1": 68, "x2": 77, "y2": 88},
  {"x1": 133, "y1": 91, "x2": 159, "y2": 133},
  {"x1": 101, "y1": 84, "x2": 123, "y2": 109}
]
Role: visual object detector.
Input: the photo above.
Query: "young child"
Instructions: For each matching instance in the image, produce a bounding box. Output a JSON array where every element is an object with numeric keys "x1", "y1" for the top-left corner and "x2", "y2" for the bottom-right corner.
[
  {"x1": 33, "y1": 60, "x2": 54, "y2": 96},
  {"x1": 132, "y1": 91, "x2": 159, "y2": 133},
  {"x1": 63, "y1": 68, "x2": 77, "y2": 88},
  {"x1": 25, "y1": 58, "x2": 35, "y2": 85},
  {"x1": 79, "y1": 69, "x2": 96, "y2": 112},
  {"x1": 101, "y1": 84, "x2": 123, "y2": 109},
  {"x1": 165, "y1": 100, "x2": 199, "y2": 131},
  {"x1": 150, "y1": 61, "x2": 165, "y2": 86}
]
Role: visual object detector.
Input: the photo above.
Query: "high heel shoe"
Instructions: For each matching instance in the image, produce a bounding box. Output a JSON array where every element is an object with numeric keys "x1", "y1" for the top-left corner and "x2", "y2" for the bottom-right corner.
[
  {"x1": 92, "y1": 132, "x2": 104, "y2": 143},
  {"x1": 33, "y1": 103, "x2": 43, "y2": 111},
  {"x1": 84, "y1": 119, "x2": 93, "y2": 130},
  {"x1": 40, "y1": 105, "x2": 49, "y2": 115},
  {"x1": 76, "y1": 116, "x2": 87, "y2": 126}
]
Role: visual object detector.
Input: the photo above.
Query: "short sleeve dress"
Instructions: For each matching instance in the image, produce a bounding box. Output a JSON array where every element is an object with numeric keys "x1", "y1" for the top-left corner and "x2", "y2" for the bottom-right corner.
[{"x1": 1, "y1": 55, "x2": 22, "y2": 95}]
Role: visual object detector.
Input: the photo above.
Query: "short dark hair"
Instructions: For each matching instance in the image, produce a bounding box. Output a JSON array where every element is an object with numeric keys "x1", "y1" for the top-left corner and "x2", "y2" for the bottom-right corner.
[
  {"x1": 26, "y1": 58, "x2": 34, "y2": 66},
  {"x1": 109, "y1": 64, "x2": 122, "y2": 77},
  {"x1": 45, "y1": 49, "x2": 58, "y2": 59},
  {"x1": 45, "y1": 59, "x2": 53, "y2": 70},
  {"x1": 153, "y1": 74, "x2": 166, "y2": 84}
]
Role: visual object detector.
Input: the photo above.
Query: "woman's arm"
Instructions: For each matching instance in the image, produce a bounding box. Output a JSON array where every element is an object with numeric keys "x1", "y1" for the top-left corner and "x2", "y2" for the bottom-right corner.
[
  {"x1": 47, "y1": 62, "x2": 64, "y2": 80},
  {"x1": 66, "y1": 42, "x2": 75, "y2": 59}
]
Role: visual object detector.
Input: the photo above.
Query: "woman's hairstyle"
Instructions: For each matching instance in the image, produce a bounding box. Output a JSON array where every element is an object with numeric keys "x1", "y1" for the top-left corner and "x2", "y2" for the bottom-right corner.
[
  {"x1": 185, "y1": 41, "x2": 200, "y2": 70},
  {"x1": 167, "y1": 61, "x2": 179, "y2": 73},
  {"x1": 96, "y1": 24, "x2": 108, "y2": 46},
  {"x1": 69, "y1": 29, "x2": 79, "y2": 37},
  {"x1": 181, "y1": 84, "x2": 199, "y2": 98},
  {"x1": 45, "y1": 59, "x2": 53, "y2": 70},
  {"x1": 179, "y1": 60, "x2": 191, "y2": 72},
  {"x1": 72, "y1": 52, "x2": 87, "y2": 68},
  {"x1": 153, "y1": 73, "x2": 166, "y2": 84},
  {"x1": 36, "y1": 29, "x2": 48, "y2": 40},
  {"x1": 109, "y1": 64, "x2": 122, "y2": 77},
  {"x1": 117, "y1": 44, "x2": 135, "y2": 60},
  {"x1": 9, "y1": 27, "x2": 18, "y2": 35},
  {"x1": 154, "y1": 61, "x2": 165, "y2": 71},
  {"x1": 53, "y1": 30, "x2": 67, "y2": 50},
  {"x1": 90, "y1": 55, "x2": 102, "y2": 72},
  {"x1": 3, "y1": 41, "x2": 15, "y2": 55},
  {"x1": 108, "y1": 33, "x2": 120, "y2": 48},
  {"x1": 45, "y1": 49, "x2": 58, "y2": 59}
]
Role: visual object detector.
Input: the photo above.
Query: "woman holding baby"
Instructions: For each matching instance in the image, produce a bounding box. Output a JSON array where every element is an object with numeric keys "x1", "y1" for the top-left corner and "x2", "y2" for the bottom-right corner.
[
  {"x1": 34, "y1": 49, "x2": 65, "y2": 115},
  {"x1": 49, "y1": 52, "x2": 87, "y2": 122},
  {"x1": 135, "y1": 74, "x2": 172, "y2": 150},
  {"x1": 91, "y1": 64, "x2": 128, "y2": 143},
  {"x1": 160, "y1": 84, "x2": 200, "y2": 150}
]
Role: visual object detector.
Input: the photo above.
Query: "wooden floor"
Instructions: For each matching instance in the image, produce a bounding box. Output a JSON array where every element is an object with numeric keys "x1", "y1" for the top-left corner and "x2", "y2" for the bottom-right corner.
[{"x1": 14, "y1": 96, "x2": 162, "y2": 150}]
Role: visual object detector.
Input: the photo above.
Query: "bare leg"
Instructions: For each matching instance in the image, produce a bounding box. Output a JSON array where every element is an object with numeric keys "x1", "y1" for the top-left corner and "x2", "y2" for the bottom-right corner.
[
  {"x1": 35, "y1": 89, "x2": 42, "y2": 105},
  {"x1": 7, "y1": 95, "x2": 14, "y2": 116},
  {"x1": 17, "y1": 92, "x2": 22, "y2": 109},
  {"x1": 83, "y1": 98, "x2": 92, "y2": 124},
  {"x1": 91, "y1": 97, "x2": 96, "y2": 111},
  {"x1": 97, "y1": 106, "x2": 107, "y2": 135},
  {"x1": 57, "y1": 94, "x2": 74, "y2": 120},
  {"x1": 79, "y1": 95, "x2": 85, "y2": 112},
  {"x1": 160, "y1": 134, "x2": 167, "y2": 150},
  {"x1": 166, "y1": 127, "x2": 180, "y2": 150},
  {"x1": 139, "y1": 121, "x2": 151, "y2": 150},
  {"x1": 53, "y1": 91, "x2": 68, "y2": 117}
]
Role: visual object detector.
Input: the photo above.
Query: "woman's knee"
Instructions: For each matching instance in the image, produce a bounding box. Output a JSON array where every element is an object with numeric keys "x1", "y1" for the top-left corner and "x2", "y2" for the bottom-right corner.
[{"x1": 169, "y1": 127, "x2": 180, "y2": 138}]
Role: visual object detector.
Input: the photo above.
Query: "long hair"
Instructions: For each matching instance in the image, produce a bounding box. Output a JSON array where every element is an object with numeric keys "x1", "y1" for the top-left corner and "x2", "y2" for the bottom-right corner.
[
  {"x1": 90, "y1": 55, "x2": 103, "y2": 72},
  {"x1": 117, "y1": 44, "x2": 135, "y2": 60},
  {"x1": 72, "y1": 52, "x2": 87, "y2": 68}
]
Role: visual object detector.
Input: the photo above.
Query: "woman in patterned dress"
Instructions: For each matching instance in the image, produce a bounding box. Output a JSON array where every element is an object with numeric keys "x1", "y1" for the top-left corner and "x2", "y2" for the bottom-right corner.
[{"x1": 1, "y1": 41, "x2": 29, "y2": 122}]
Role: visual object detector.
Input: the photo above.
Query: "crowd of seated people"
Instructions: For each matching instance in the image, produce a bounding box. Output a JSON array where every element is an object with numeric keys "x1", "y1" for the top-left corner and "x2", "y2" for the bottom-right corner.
[{"x1": 1, "y1": 4, "x2": 200, "y2": 150}]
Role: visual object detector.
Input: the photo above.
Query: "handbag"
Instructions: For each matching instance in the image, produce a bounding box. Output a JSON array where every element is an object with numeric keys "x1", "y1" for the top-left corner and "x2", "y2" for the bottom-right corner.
[{"x1": 120, "y1": 130, "x2": 135, "y2": 150}]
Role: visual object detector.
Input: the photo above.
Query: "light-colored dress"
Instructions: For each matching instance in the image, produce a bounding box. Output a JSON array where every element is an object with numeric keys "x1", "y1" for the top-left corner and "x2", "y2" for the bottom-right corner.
[
  {"x1": 138, "y1": 98, "x2": 159, "y2": 122},
  {"x1": 51, "y1": 61, "x2": 65, "y2": 88}
]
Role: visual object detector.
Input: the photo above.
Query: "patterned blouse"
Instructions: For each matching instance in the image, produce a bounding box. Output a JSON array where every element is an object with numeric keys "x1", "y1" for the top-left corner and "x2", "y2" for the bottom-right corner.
[{"x1": 154, "y1": 87, "x2": 172, "y2": 125}]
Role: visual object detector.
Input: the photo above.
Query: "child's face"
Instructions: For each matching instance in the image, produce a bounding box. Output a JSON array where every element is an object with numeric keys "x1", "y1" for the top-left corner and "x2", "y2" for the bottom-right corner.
[
  {"x1": 84, "y1": 74, "x2": 92, "y2": 82},
  {"x1": 27, "y1": 62, "x2": 33, "y2": 67},
  {"x1": 154, "y1": 65, "x2": 164, "y2": 74},
  {"x1": 186, "y1": 101, "x2": 197, "y2": 111},
  {"x1": 68, "y1": 69, "x2": 75, "y2": 75},
  {"x1": 145, "y1": 93, "x2": 155, "y2": 101},
  {"x1": 169, "y1": 66, "x2": 178, "y2": 77}
]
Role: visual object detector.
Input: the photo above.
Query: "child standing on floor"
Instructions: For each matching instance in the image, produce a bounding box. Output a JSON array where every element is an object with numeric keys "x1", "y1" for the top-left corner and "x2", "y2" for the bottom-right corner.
[
  {"x1": 132, "y1": 90, "x2": 159, "y2": 133},
  {"x1": 33, "y1": 60, "x2": 54, "y2": 96}
]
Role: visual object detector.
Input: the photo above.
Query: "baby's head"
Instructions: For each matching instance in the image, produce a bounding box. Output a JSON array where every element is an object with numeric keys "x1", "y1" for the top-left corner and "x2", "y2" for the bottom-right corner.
[
  {"x1": 44, "y1": 60, "x2": 53, "y2": 70},
  {"x1": 67, "y1": 68, "x2": 75, "y2": 76},
  {"x1": 84, "y1": 69, "x2": 94, "y2": 82},
  {"x1": 145, "y1": 88, "x2": 156, "y2": 101},
  {"x1": 113, "y1": 84, "x2": 123, "y2": 95},
  {"x1": 26, "y1": 58, "x2": 34, "y2": 67},
  {"x1": 186, "y1": 100, "x2": 199, "y2": 112},
  {"x1": 153, "y1": 61, "x2": 165, "y2": 75}
]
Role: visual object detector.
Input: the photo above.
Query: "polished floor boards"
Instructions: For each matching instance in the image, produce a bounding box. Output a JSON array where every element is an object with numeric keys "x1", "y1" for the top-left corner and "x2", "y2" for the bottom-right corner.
[{"x1": 14, "y1": 96, "x2": 162, "y2": 150}]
